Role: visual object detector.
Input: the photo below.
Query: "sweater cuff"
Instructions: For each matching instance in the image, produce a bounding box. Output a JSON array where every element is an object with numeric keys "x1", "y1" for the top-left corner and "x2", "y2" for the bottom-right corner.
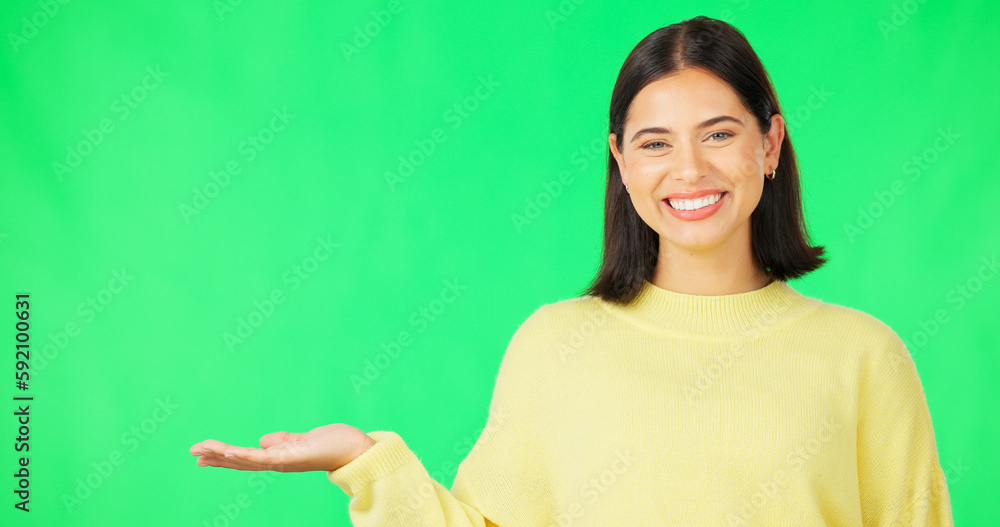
[{"x1": 327, "y1": 430, "x2": 417, "y2": 497}]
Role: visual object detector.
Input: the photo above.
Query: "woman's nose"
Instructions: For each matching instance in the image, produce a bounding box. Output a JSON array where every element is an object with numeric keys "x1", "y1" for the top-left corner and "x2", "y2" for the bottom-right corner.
[{"x1": 671, "y1": 144, "x2": 708, "y2": 182}]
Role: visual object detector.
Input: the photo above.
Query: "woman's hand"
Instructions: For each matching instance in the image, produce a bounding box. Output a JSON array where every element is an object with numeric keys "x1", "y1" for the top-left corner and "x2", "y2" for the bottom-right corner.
[{"x1": 190, "y1": 423, "x2": 376, "y2": 473}]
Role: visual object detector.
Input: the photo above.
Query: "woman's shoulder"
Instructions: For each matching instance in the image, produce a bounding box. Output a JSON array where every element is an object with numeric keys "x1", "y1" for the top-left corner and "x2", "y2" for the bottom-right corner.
[
  {"x1": 500, "y1": 294, "x2": 609, "y2": 354},
  {"x1": 795, "y1": 291, "x2": 907, "y2": 351},
  {"x1": 518, "y1": 293, "x2": 607, "y2": 329}
]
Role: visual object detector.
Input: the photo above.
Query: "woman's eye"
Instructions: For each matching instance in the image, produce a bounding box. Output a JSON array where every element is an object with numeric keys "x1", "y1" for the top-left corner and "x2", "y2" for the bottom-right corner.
[
  {"x1": 710, "y1": 132, "x2": 733, "y2": 141},
  {"x1": 643, "y1": 141, "x2": 669, "y2": 150}
]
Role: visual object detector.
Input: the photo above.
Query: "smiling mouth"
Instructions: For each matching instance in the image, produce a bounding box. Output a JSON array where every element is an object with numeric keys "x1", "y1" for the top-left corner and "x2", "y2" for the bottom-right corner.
[{"x1": 665, "y1": 192, "x2": 727, "y2": 211}]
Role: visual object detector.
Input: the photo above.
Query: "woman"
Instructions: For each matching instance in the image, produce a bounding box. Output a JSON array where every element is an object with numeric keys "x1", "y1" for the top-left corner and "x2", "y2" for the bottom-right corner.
[{"x1": 191, "y1": 16, "x2": 953, "y2": 526}]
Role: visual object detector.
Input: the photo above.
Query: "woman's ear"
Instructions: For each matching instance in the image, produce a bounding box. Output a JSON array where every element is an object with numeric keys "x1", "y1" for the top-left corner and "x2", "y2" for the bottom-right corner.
[
  {"x1": 609, "y1": 133, "x2": 627, "y2": 184},
  {"x1": 764, "y1": 114, "x2": 785, "y2": 169}
]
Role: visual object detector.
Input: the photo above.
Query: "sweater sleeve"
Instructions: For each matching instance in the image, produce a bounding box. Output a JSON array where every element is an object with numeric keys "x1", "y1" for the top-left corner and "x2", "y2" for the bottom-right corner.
[
  {"x1": 856, "y1": 330, "x2": 954, "y2": 527},
  {"x1": 326, "y1": 430, "x2": 494, "y2": 526},
  {"x1": 326, "y1": 306, "x2": 555, "y2": 526}
]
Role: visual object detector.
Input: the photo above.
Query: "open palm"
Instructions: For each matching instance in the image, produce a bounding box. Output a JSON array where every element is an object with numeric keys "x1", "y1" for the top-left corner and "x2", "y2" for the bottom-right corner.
[{"x1": 190, "y1": 423, "x2": 375, "y2": 473}]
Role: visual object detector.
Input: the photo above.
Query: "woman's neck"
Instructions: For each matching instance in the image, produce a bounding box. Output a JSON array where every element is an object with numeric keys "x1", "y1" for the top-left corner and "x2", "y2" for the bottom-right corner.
[{"x1": 651, "y1": 238, "x2": 772, "y2": 296}]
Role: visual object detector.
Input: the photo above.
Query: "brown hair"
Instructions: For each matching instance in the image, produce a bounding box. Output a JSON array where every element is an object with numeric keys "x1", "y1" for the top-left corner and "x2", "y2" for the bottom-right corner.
[{"x1": 584, "y1": 16, "x2": 826, "y2": 304}]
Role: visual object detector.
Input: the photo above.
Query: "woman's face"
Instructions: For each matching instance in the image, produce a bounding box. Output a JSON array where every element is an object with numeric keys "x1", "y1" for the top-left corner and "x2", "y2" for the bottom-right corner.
[{"x1": 609, "y1": 67, "x2": 784, "y2": 257}]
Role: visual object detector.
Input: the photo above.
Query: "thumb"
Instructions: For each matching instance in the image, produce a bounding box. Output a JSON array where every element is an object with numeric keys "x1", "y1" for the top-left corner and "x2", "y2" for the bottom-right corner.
[{"x1": 259, "y1": 431, "x2": 304, "y2": 449}]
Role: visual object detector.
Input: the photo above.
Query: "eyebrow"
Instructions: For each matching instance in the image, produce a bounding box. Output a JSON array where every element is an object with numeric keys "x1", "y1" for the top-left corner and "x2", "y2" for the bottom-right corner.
[{"x1": 629, "y1": 115, "x2": 744, "y2": 143}]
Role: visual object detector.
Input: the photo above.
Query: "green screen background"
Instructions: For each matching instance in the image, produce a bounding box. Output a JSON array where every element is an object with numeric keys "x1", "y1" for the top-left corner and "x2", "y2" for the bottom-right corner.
[{"x1": 2, "y1": 1, "x2": 997, "y2": 525}]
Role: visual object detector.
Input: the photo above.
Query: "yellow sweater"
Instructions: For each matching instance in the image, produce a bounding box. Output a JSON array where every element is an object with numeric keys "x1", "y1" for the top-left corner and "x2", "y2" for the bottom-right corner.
[{"x1": 328, "y1": 279, "x2": 953, "y2": 526}]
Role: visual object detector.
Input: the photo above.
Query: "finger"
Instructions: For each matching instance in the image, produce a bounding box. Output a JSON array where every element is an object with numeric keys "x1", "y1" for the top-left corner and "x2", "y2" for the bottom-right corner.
[
  {"x1": 194, "y1": 444, "x2": 271, "y2": 469},
  {"x1": 242, "y1": 442, "x2": 317, "y2": 472},
  {"x1": 259, "y1": 431, "x2": 302, "y2": 449},
  {"x1": 225, "y1": 445, "x2": 292, "y2": 468},
  {"x1": 196, "y1": 439, "x2": 241, "y2": 455},
  {"x1": 194, "y1": 441, "x2": 255, "y2": 465},
  {"x1": 190, "y1": 440, "x2": 228, "y2": 456},
  {"x1": 195, "y1": 455, "x2": 270, "y2": 471},
  {"x1": 198, "y1": 440, "x2": 309, "y2": 471},
  {"x1": 196, "y1": 444, "x2": 279, "y2": 470}
]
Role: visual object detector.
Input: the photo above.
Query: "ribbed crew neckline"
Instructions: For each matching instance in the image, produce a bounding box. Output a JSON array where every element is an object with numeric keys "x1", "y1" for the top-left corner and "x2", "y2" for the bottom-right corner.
[{"x1": 599, "y1": 278, "x2": 819, "y2": 338}]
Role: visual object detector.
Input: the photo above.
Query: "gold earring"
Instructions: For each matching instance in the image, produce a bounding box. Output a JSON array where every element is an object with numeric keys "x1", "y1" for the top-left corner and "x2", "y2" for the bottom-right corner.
[
  {"x1": 625, "y1": 184, "x2": 629, "y2": 193},
  {"x1": 765, "y1": 168, "x2": 776, "y2": 180}
]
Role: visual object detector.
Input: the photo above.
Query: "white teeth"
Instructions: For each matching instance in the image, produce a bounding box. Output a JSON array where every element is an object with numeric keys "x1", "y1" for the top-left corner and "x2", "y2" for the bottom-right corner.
[{"x1": 668, "y1": 193, "x2": 723, "y2": 211}]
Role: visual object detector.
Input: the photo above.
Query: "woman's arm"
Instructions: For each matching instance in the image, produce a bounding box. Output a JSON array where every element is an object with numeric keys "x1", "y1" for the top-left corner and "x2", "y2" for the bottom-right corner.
[
  {"x1": 856, "y1": 332, "x2": 954, "y2": 527},
  {"x1": 326, "y1": 429, "x2": 499, "y2": 526},
  {"x1": 190, "y1": 423, "x2": 497, "y2": 526}
]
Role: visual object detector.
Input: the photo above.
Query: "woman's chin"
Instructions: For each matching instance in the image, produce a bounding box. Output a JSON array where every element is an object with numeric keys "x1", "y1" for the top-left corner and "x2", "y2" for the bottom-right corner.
[{"x1": 658, "y1": 226, "x2": 733, "y2": 254}]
